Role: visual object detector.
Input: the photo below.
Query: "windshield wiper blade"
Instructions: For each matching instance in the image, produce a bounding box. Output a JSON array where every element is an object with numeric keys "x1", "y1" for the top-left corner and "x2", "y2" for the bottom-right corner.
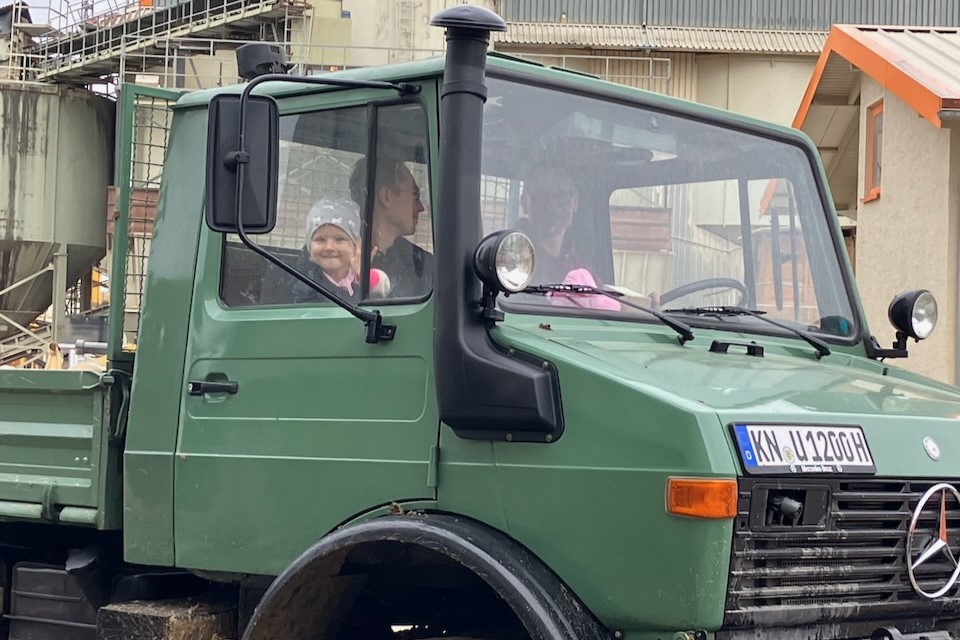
[
  {"x1": 521, "y1": 284, "x2": 694, "y2": 345},
  {"x1": 663, "y1": 306, "x2": 830, "y2": 359}
]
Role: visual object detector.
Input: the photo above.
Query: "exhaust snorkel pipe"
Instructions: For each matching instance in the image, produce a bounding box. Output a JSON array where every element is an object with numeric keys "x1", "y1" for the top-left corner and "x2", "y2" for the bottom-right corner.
[{"x1": 431, "y1": 6, "x2": 564, "y2": 443}]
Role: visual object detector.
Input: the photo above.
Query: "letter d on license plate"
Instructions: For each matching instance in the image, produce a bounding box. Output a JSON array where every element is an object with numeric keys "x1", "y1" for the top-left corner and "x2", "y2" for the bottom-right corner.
[{"x1": 732, "y1": 423, "x2": 876, "y2": 475}]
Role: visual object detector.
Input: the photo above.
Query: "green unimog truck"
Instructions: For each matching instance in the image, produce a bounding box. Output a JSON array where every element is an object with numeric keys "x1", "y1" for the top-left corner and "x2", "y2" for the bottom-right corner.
[{"x1": 1, "y1": 5, "x2": 958, "y2": 640}]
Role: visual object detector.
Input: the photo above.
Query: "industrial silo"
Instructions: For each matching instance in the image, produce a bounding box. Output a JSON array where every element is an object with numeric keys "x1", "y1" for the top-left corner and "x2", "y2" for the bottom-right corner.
[{"x1": 0, "y1": 83, "x2": 113, "y2": 342}]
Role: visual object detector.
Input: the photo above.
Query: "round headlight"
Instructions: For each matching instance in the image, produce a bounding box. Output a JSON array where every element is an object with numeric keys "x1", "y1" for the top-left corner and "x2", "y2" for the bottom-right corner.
[
  {"x1": 888, "y1": 289, "x2": 938, "y2": 340},
  {"x1": 474, "y1": 231, "x2": 536, "y2": 293},
  {"x1": 911, "y1": 291, "x2": 938, "y2": 339}
]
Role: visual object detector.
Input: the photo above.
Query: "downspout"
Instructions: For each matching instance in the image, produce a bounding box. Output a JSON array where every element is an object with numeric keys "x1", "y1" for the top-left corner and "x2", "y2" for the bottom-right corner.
[
  {"x1": 947, "y1": 113, "x2": 960, "y2": 384},
  {"x1": 942, "y1": 109, "x2": 960, "y2": 384}
]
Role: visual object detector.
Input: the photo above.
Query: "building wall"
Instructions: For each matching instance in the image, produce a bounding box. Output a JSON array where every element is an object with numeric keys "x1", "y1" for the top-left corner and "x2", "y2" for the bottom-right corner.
[
  {"x1": 496, "y1": 46, "x2": 696, "y2": 101},
  {"x1": 589, "y1": 49, "x2": 695, "y2": 100},
  {"x1": 287, "y1": 10, "x2": 353, "y2": 69},
  {"x1": 341, "y1": 0, "x2": 497, "y2": 66},
  {"x1": 855, "y1": 76, "x2": 959, "y2": 384},
  {"x1": 173, "y1": 48, "x2": 238, "y2": 90},
  {"x1": 494, "y1": 48, "x2": 813, "y2": 116},
  {"x1": 439, "y1": 47, "x2": 810, "y2": 127},
  {"x1": 695, "y1": 53, "x2": 815, "y2": 126}
]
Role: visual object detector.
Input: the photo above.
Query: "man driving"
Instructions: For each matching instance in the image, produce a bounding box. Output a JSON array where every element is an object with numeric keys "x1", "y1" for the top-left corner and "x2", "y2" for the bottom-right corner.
[{"x1": 349, "y1": 156, "x2": 434, "y2": 299}]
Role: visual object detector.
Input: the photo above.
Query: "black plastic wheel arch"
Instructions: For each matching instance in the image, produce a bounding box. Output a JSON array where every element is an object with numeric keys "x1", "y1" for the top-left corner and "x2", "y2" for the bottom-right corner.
[{"x1": 242, "y1": 514, "x2": 611, "y2": 640}]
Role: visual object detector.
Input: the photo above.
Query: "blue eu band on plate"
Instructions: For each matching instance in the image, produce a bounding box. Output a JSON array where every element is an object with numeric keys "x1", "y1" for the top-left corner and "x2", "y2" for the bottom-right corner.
[{"x1": 732, "y1": 424, "x2": 876, "y2": 475}]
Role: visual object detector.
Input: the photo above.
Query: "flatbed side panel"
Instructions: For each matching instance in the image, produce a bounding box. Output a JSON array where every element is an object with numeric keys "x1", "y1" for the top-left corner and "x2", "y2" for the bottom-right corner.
[{"x1": 0, "y1": 369, "x2": 108, "y2": 524}]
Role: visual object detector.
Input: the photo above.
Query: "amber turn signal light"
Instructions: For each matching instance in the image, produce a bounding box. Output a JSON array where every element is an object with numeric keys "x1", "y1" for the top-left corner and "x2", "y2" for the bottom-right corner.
[{"x1": 666, "y1": 478, "x2": 738, "y2": 519}]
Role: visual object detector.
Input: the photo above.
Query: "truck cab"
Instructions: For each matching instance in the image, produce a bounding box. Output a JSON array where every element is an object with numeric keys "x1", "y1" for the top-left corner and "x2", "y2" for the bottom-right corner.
[{"x1": 1, "y1": 7, "x2": 959, "y2": 640}]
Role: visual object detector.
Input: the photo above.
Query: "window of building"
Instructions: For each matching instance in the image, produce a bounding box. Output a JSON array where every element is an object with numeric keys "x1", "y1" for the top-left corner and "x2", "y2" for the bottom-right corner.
[{"x1": 864, "y1": 100, "x2": 883, "y2": 201}]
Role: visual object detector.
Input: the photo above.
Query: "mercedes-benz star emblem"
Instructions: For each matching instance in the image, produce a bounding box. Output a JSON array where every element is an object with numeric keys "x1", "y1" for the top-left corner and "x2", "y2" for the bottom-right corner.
[
  {"x1": 924, "y1": 436, "x2": 942, "y2": 461},
  {"x1": 907, "y1": 483, "x2": 960, "y2": 598}
]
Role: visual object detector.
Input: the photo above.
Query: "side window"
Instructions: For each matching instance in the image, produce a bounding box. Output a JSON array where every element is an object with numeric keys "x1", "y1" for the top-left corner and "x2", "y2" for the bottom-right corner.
[
  {"x1": 220, "y1": 106, "x2": 369, "y2": 306},
  {"x1": 362, "y1": 104, "x2": 434, "y2": 301},
  {"x1": 864, "y1": 100, "x2": 883, "y2": 201},
  {"x1": 220, "y1": 101, "x2": 433, "y2": 306}
]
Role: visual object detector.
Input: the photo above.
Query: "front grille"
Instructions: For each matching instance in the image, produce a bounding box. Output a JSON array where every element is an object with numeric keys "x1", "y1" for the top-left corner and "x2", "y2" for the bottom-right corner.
[{"x1": 725, "y1": 478, "x2": 960, "y2": 627}]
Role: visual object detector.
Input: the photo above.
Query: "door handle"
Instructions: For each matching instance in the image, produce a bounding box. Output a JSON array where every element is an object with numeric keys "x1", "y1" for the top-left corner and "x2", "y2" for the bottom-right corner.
[{"x1": 187, "y1": 380, "x2": 239, "y2": 396}]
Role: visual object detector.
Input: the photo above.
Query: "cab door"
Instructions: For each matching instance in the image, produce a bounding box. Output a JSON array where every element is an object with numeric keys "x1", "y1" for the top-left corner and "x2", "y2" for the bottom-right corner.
[{"x1": 173, "y1": 87, "x2": 440, "y2": 574}]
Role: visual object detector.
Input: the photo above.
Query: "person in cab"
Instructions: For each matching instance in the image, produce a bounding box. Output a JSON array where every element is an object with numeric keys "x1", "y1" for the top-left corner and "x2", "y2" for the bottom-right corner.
[
  {"x1": 349, "y1": 157, "x2": 434, "y2": 299},
  {"x1": 293, "y1": 196, "x2": 365, "y2": 303}
]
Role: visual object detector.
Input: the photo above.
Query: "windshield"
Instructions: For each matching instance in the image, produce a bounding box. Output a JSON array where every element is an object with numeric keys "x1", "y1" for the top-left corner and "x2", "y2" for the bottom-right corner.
[{"x1": 479, "y1": 76, "x2": 857, "y2": 340}]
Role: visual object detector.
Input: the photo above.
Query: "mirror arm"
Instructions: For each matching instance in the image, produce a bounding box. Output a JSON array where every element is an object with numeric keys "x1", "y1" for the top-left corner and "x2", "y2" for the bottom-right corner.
[
  {"x1": 480, "y1": 286, "x2": 504, "y2": 326},
  {"x1": 238, "y1": 73, "x2": 419, "y2": 110},
  {"x1": 232, "y1": 223, "x2": 396, "y2": 344}
]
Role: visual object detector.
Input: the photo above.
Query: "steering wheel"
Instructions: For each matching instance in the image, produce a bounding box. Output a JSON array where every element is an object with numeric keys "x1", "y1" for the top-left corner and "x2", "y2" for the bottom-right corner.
[{"x1": 659, "y1": 277, "x2": 749, "y2": 307}]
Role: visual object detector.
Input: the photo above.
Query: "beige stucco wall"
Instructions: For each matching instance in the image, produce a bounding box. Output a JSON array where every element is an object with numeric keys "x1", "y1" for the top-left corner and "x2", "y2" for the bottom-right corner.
[
  {"x1": 174, "y1": 49, "x2": 238, "y2": 90},
  {"x1": 287, "y1": 11, "x2": 353, "y2": 68},
  {"x1": 342, "y1": 0, "x2": 497, "y2": 66},
  {"x1": 696, "y1": 54, "x2": 816, "y2": 126},
  {"x1": 855, "y1": 76, "x2": 960, "y2": 384},
  {"x1": 493, "y1": 46, "x2": 698, "y2": 101},
  {"x1": 490, "y1": 49, "x2": 811, "y2": 113}
]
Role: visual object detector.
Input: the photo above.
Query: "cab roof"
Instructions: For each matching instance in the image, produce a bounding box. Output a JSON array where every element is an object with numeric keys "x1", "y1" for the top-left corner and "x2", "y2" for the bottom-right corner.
[{"x1": 174, "y1": 50, "x2": 809, "y2": 146}]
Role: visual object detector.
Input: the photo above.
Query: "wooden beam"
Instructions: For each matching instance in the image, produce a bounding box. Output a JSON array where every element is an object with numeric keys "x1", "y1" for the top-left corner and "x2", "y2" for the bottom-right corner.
[{"x1": 848, "y1": 74, "x2": 861, "y2": 104}]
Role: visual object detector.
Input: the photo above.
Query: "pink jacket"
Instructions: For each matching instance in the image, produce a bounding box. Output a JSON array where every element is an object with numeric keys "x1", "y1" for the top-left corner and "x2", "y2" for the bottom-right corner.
[{"x1": 548, "y1": 269, "x2": 622, "y2": 311}]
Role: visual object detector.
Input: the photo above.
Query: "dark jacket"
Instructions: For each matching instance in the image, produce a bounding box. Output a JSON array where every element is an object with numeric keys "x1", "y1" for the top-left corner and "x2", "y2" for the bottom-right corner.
[
  {"x1": 290, "y1": 251, "x2": 360, "y2": 304},
  {"x1": 371, "y1": 237, "x2": 434, "y2": 299},
  {"x1": 515, "y1": 219, "x2": 584, "y2": 284}
]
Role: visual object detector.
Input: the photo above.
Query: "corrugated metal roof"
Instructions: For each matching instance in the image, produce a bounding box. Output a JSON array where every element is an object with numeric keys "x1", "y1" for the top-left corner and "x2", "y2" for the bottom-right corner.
[
  {"x1": 859, "y1": 27, "x2": 960, "y2": 100},
  {"x1": 796, "y1": 26, "x2": 960, "y2": 130},
  {"x1": 495, "y1": 22, "x2": 827, "y2": 54},
  {"x1": 796, "y1": 25, "x2": 960, "y2": 213},
  {"x1": 501, "y1": 0, "x2": 960, "y2": 30}
]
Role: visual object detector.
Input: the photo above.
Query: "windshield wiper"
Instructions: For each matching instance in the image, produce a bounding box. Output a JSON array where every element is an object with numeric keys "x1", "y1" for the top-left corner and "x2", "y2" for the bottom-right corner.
[
  {"x1": 520, "y1": 284, "x2": 694, "y2": 345},
  {"x1": 663, "y1": 306, "x2": 830, "y2": 359}
]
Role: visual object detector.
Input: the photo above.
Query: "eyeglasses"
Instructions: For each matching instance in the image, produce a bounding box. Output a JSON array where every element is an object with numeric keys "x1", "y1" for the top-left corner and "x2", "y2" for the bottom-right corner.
[{"x1": 392, "y1": 186, "x2": 422, "y2": 201}]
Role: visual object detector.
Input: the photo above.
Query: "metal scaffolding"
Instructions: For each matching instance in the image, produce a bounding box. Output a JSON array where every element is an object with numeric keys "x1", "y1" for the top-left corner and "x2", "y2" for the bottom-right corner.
[
  {"x1": 0, "y1": 0, "x2": 674, "y2": 367},
  {"x1": 2, "y1": 0, "x2": 310, "y2": 85}
]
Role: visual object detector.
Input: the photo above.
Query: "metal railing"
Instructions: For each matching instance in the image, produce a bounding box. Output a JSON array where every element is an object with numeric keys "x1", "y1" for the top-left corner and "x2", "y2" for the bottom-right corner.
[
  {"x1": 114, "y1": 38, "x2": 446, "y2": 90},
  {"x1": 6, "y1": 15, "x2": 671, "y2": 93},
  {"x1": 2, "y1": 0, "x2": 308, "y2": 84},
  {"x1": 38, "y1": 0, "x2": 306, "y2": 81},
  {"x1": 4, "y1": 33, "x2": 446, "y2": 90},
  {"x1": 0, "y1": 323, "x2": 52, "y2": 368},
  {"x1": 513, "y1": 52, "x2": 673, "y2": 92}
]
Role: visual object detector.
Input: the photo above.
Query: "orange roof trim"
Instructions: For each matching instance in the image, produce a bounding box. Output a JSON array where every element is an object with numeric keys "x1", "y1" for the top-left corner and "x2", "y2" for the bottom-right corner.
[{"x1": 794, "y1": 25, "x2": 960, "y2": 130}]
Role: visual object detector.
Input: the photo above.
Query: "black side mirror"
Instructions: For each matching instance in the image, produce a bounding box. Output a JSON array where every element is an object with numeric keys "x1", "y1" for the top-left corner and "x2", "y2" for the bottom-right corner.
[{"x1": 205, "y1": 93, "x2": 279, "y2": 234}]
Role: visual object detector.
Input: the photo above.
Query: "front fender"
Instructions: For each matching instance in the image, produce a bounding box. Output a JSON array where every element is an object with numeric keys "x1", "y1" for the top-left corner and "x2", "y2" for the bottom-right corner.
[{"x1": 243, "y1": 513, "x2": 610, "y2": 640}]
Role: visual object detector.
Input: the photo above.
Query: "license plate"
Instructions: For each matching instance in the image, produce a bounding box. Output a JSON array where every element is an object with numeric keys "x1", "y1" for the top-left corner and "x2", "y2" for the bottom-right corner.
[{"x1": 732, "y1": 423, "x2": 876, "y2": 475}]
